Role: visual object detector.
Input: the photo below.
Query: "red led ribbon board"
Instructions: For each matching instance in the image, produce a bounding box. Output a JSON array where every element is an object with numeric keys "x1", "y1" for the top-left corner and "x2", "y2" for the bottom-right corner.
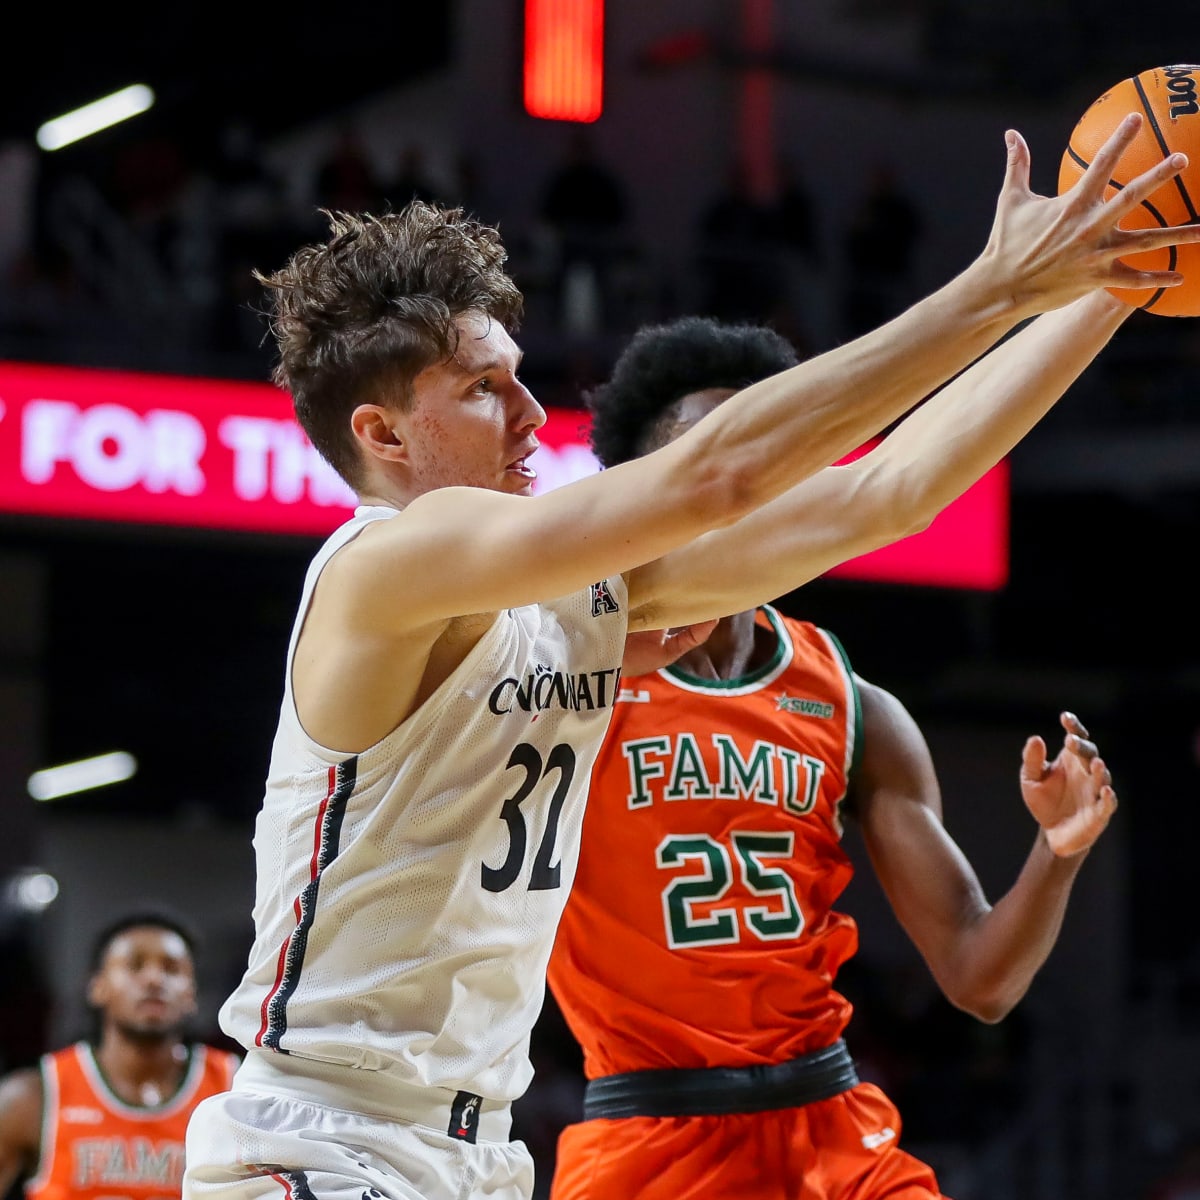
[
  {"x1": 524, "y1": 0, "x2": 604, "y2": 122},
  {"x1": 0, "y1": 361, "x2": 1006, "y2": 588}
]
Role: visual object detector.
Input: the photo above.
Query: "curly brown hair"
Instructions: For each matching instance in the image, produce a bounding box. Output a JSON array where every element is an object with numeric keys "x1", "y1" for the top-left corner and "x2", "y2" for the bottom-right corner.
[{"x1": 256, "y1": 202, "x2": 525, "y2": 488}]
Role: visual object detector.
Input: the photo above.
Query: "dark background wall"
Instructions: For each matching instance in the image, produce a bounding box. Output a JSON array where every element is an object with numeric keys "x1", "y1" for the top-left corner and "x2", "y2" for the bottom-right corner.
[{"x1": 1, "y1": 4, "x2": 1199, "y2": 1199}]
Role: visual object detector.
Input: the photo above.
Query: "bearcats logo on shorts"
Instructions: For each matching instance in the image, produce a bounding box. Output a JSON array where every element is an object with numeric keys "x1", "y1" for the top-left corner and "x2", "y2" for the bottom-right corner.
[{"x1": 448, "y1": 1091, "x2": 483, "y2": 1143}]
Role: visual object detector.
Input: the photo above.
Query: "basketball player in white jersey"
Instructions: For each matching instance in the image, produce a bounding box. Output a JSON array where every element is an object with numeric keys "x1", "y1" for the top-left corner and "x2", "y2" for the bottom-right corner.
[{"x1": 184, "y1": 120, "x2": 1200, "y2": 1200}]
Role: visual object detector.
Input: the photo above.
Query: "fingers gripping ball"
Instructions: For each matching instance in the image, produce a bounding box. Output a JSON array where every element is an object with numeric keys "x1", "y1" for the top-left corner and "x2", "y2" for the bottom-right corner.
[{"x1": 1058, "y1": 64, "x2": 1200, "y2": 315}]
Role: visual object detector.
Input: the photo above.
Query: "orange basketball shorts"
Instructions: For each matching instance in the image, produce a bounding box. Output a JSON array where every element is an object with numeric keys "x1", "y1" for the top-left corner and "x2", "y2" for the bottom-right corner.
[{"x1": 549, "y1": 1082, "x2": 947, "y2": 1200}]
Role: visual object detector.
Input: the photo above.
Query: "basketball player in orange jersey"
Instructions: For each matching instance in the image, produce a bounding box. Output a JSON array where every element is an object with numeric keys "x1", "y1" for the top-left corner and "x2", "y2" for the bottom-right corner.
[
  {"x1": 0, "y1": 912, "x2": 239, "y2": 1200},
  {"x1": 545, "y1": 316, "x2": 1119, "y2": 1200}
]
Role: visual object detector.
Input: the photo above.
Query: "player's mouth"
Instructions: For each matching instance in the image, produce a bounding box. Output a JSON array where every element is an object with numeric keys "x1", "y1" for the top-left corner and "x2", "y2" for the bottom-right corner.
[{"x1": 506, "y1": 450, "x2": 538, "y2": 483}]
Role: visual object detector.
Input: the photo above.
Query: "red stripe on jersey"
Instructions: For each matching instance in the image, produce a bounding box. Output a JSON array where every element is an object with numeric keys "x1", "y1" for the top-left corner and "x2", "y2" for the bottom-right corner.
[{"x1": 255, "y1": 768, "x2": 337, "y2": 1048}]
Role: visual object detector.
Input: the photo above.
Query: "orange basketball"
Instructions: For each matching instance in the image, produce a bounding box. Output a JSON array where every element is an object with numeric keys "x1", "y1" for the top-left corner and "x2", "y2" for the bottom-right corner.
[{"x1": 1058, "y1": 64, "x2": 1200, "y2": 315}]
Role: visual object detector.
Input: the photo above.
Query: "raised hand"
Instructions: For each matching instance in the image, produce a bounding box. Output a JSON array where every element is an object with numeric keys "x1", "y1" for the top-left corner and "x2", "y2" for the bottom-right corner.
[
  {"x1": 1020, "y1": 711, "x2": 1118, "y2": 857},
  {"x1": 979, "y1": 115, "x2": 1200, "y2": 316}
]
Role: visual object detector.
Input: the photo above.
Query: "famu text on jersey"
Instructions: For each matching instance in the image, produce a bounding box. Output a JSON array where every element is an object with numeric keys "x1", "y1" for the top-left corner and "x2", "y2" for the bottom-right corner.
[{"x1": 621, "y1": 732, "x2": 828, "y2": 814}]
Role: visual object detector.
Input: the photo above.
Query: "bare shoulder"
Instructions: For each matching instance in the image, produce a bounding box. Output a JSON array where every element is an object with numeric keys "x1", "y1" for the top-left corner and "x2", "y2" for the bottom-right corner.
[
  {"x1": 856, "y1": 675, "x2": 921, "y2": 744},
  {"x1": 303, "y1": 504, "x2": 456, "y2": 645},
  {"x1": 316, "y1": 490, "x2": 521, "y2": 628},
  {"x1": 345, "y1": 488, "x2": 524, "y2": 560},
  {"x1": 295, "y1": 505, "x2": 507, "y2": 750}
]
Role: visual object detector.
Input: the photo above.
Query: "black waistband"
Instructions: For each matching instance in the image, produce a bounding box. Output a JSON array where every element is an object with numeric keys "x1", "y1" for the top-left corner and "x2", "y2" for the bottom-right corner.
[{"x1": 582, "y1": 1039, "x2": 859, "y2": 1120}]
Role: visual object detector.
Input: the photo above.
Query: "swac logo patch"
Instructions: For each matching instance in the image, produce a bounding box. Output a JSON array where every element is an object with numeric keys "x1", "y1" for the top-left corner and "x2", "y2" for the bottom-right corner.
[
  {"x1": 590, "y1": 580, "x2": 619, "y2": 616},
  {"x1": 62, "y1": 1105, "x2": 104, "y2": 1124},
  {"x1": 776, "y1": 693, "x2": 834, "y2": 718}
]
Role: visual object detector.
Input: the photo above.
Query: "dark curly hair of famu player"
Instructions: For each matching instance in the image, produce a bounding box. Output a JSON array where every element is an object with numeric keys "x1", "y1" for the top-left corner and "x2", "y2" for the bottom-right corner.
[
  {"x1": 88, "y1": 909, "x2": 199, "y2": 976},
  {"x1": 585, "y1": 316, "x2": 800, "y2": 468},
  {"x1": 256, "y1": 201, "x2": 524, "y2": 489}
]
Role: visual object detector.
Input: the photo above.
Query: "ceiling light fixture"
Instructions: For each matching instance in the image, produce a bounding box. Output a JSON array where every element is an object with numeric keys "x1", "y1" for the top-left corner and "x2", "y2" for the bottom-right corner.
[
  {"x1": 27, "y1": 751, "x2": 138, "y2": 800},
  {"x1": 36, "y1": 84, "x2": 155, "y2": 151}
]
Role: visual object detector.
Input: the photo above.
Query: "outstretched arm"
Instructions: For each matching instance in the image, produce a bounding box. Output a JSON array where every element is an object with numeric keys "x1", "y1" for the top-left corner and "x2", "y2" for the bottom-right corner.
[
  {"x1": 295, "y1": 122, "x2": 1199, "y2": 752},
  {"x1": 626, "y1": 286, "x2": 1130, "y2": 628},
  {"x1": 854, "y1": 683, "x2": 1115, "y2": 1023},
  {"x1": 334, "y1": 118, "x2": 1199, "y2": 634}
]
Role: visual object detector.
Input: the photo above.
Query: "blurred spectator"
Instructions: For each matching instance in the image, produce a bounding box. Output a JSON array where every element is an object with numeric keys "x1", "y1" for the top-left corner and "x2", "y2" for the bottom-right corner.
[
  {"x1": 445, "y1": 151, "x2": 496, "y2": 223},
  {"x1": 538, "y1": 130, "x2": 633, "y2": 334},
  {"x1": 204, "y1": 121, "x2": 300, "y2": 359},
  {"x1": 693, "y1": 158, "x2": 788, "y2": 323},
  {"x1": 107, "y1": 134, "x2": 194, "y2": 263},
  {"x1": 840, "y1": 162, "x2": 925, "y2": 338},
  {"x1": 774, "y1": 157, "x2": 820, "y2": 264},
  {"x1": 772, "y1": 156, "x2": 830, "y2": 347},
  {"x1": 210, "y1": 122, "x2": 290, "y2": 239},
  {"x1": 312, "y1": 125, "x2": 386, "y2": 216},
  {"x1": 385, "y1": 144, "x2": 442, "y2": 209},
  {"x1": 540, "y1": 129, "x2": 628, "y2": 244}
]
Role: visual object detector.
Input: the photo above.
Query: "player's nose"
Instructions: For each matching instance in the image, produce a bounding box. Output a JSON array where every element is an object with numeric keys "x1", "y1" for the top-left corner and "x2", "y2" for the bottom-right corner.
[{"x1": 511, "y1": 379, "x2": 546, "y2": 433}]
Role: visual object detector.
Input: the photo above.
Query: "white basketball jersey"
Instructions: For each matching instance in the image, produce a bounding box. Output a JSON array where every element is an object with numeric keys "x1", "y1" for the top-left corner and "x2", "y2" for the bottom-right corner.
[{"x1": 219, "y1": 505, "x2": 629, "y2": 1102}]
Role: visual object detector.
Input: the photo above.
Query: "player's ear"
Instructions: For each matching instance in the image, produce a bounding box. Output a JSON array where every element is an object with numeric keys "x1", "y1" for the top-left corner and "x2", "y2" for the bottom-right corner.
[
  {"x1": 351, "y1": 404, "x2": 408, "y2": 464},
  {"x1": 86, "y1": 971, "x2": 107, "y2": 1009}
]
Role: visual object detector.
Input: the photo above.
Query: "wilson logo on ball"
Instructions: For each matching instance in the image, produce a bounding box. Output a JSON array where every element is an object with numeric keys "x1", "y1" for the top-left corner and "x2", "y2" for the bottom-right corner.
[
  {"x1": 1165, "y1": 66, "x2": 1199, "y2": 118},
  {"x1": 1059, "y1": 64, "x2": 1200, "y2": 316}
]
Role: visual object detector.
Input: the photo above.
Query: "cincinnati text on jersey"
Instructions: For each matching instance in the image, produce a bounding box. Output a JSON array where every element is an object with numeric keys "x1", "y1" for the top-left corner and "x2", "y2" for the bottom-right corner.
[{"x1": 488, "y1": 663, "x2": 623, "y2": 715}]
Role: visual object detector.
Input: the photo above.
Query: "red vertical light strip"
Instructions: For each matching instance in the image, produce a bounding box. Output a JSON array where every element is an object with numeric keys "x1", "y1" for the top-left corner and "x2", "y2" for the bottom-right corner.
[
  {"x1": 739, "y1": 0, "x2": 775, "y2": 202},
  {"x1": 524, "y1": 0, "x2": 604, "y2": 122}
]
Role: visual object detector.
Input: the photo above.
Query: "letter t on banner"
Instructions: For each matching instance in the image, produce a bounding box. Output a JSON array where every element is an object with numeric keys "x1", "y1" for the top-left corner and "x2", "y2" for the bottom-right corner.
[{"x1": 524, "y1": 0, "x2": 604, "y2": 122}]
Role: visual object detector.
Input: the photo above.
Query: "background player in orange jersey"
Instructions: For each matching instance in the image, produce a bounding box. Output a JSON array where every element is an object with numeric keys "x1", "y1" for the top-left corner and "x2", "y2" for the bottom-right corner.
[
  {"x1": 0, "y1": 912, "x2": 239, "y2": 1200},
  {"x1": 545, "y1": 316, "x2": 1118, "y2": 1200}
]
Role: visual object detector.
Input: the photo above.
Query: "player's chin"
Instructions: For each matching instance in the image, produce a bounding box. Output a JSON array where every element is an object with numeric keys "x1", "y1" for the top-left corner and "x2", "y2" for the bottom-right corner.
[{"x1": 123, "y1": 1017, "x2": 181, "y2": 1041}]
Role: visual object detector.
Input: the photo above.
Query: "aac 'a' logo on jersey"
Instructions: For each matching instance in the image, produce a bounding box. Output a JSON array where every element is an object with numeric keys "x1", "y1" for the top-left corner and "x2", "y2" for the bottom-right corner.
[{"x1": 590, "y1": 579, "x2": 620, "y2": 617}]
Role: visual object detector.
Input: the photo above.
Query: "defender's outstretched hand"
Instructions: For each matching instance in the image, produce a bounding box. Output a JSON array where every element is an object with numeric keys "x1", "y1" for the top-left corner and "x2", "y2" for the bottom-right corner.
[
  {"x1": 979, "y1": 115, "x2": 1200, "y2": 316},
  {"x1": 621, "y1": 621, "x2": 718, "y2": 677},
  {"x1": 1020, "y1": 711, "x2": 1118, "y2": 857}
]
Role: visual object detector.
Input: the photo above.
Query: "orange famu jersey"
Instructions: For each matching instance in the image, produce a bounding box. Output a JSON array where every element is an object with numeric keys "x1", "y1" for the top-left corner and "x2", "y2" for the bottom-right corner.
[
  {"x1": 27, "y1": 1041, "x2": 239, "y2": 1200},
  {"x1": 548, "y1": 605, "x2": 861, "y2": 1078}
]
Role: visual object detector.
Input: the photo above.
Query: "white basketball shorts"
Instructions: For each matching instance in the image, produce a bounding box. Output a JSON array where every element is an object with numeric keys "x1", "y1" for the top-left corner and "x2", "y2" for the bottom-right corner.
[{"x1": 183, "y1": 1053, "x2": 535, "y2": 1200}]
